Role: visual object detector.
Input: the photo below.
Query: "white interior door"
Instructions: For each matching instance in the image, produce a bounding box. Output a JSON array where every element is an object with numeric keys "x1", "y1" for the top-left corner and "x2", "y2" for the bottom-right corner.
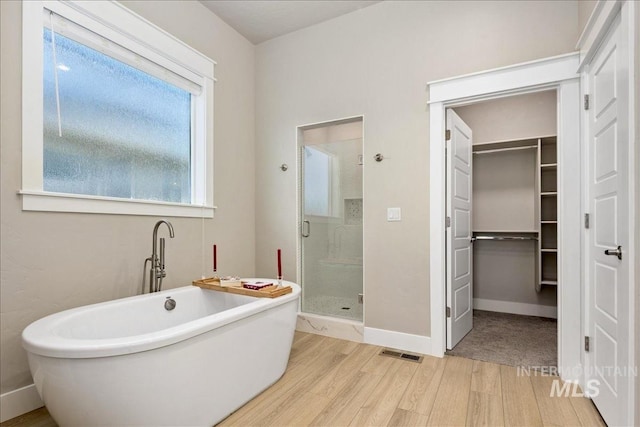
[
  {"x1": 446, "y1": 109, "x2": 473, "y2": 349},
  {"x1": 585, "y1": 10, "x2": 631, "y2": 426}
]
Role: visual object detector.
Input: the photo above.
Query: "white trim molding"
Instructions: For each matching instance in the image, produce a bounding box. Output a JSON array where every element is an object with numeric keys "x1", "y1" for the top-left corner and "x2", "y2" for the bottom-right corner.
[
  {"x1": 364, "y1": 327, "x2": 433, "y2": 356},
  {"x1": 0, "y1": 384, "x2": 43, "y2": 423},
  {"x1": 427, "y1": 53, "x2": 582, "y2": 386},
  {"x1": 556, "y1": 79, "x2": 583, "y2": 384},
  {"x1": 428, "y1": 53, "x2": 580, "y2": 104},
  {"x1": 473, "y1": 298, "x2": 557, "y2": 319},
  {"x1": 19, "y1": 191, "x2": 215, "y2": 218},
  {"x1": 576, "y1": 0, "x2": 623, "y2": 70}
]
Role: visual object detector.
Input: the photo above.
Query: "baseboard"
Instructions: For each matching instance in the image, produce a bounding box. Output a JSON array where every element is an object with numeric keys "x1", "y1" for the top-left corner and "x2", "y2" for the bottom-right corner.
[
  {"x1": 0, "y1": 384, "x2": 43, "y2": 423},
  {"x1": 473, "y1": 298, "x2": 557, "y2": 319},
  {"x1": 364, "y1": 327, "x2": 435, "y2": 356},
  {"x1": 296, "y1": 313, "x2": 363, "y2": 343}
]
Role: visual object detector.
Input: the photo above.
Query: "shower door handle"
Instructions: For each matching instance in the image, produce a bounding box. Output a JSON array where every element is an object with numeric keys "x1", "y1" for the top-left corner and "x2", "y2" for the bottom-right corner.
[{"x1": 302, "y1": 220, "x2": 310, "y2": 237}]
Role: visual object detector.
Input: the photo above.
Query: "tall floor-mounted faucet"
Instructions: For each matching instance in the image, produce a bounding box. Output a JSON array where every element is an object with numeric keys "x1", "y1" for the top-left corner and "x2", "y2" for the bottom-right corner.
[{"x1": 143, "y1": 220, "x2": 175, "y2": 293}]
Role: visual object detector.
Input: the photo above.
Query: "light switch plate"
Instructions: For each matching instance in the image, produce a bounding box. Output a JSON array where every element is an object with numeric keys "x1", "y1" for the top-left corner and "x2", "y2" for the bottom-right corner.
[{"x1": 387, "y1": 207, "x2": 401, "y2": 221}]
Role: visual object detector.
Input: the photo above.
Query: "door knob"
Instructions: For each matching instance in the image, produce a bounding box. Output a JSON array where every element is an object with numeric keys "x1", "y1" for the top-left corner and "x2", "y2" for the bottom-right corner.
[{"x1": 604, "y1": 245, "x2": 622, "y2": 260}]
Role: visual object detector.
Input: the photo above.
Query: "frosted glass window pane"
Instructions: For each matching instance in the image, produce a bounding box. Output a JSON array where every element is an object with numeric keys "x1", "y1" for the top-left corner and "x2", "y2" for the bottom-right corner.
[
  {"x1": 43, "y1": 29, "x2": 191, "y2": 203},
  {"x1": 304, "y1": 146, "x2": 330, "y2": 216}
]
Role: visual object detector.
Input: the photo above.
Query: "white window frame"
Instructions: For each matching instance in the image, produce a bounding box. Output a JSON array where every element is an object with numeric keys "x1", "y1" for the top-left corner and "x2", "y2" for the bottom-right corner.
[{"x1": 20, "y1": 0, "x2": 216, "y2": 217}]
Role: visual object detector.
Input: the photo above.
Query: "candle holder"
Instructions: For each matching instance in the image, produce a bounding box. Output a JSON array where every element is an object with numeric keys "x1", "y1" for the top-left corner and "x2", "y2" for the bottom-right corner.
[
  {"x1": 276, "y1": 249, "x2": 282, "y2": 287},
  {"x1": 213, "y1": 244, "x2": 217, "y2": 276}
]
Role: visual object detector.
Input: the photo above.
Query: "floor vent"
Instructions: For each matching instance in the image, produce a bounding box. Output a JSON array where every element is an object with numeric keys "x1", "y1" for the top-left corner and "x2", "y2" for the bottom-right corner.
[{"x1": 379, "y1": 348, "x2": 423, "y2": 363}]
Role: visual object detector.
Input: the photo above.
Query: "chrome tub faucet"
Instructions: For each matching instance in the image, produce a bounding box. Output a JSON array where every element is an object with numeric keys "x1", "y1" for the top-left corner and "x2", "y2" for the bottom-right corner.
[{"x1": 143, "y1": 220, "x2": 175, "y2": 293}]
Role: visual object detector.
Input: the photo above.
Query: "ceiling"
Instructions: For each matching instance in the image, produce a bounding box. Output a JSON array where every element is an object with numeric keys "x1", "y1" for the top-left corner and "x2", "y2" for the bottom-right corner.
[{"x1": 200, "y1": 1, "x2": 381, "y2": 45}]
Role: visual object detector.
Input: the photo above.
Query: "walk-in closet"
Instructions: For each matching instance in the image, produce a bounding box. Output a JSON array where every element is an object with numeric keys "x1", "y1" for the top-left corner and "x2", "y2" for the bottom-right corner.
[{"x1": 446, "y1": 91, "x2": 558, "y2": 368}]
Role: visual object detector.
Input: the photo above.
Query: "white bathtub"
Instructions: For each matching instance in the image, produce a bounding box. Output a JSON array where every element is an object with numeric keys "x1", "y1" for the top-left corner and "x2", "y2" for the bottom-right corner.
[{"x1": 22, "y1": 280, "x2": 300, "y2": 427}]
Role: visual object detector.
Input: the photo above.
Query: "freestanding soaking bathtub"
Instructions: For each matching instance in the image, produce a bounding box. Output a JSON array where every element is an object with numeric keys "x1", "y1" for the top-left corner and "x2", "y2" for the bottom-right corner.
[{"x1": 22, "y1": 280, "x2": 301, "y2": 427}]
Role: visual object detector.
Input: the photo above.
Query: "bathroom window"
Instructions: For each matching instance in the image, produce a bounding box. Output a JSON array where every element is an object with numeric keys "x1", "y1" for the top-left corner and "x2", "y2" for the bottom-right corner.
[
  {"x1": 304, "y1": 146, "x2": 340, "y2": 217},
  {"x1": 43, "y1": 29, "x2": 192, "y2": 203},
  {"x1": 304, "y1": 146, "x2": 332, "y2": 216},
  {"x1": 21, "y1": 1, "x2": 216, "y2": 217}
]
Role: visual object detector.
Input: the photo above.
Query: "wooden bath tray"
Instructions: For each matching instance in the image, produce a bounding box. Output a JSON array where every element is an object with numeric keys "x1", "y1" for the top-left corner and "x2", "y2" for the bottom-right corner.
[{"x1": 192, "y1": 278, "x2": 292, "y2": 298}]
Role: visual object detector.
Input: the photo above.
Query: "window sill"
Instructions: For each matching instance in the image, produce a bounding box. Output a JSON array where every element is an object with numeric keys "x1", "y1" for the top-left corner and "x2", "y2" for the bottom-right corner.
[{"x1": 18, "y1": 190, "x2": 215, "y2": 218}]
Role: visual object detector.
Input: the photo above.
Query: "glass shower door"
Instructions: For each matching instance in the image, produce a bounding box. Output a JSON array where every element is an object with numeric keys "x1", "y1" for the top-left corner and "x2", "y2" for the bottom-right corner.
[{"x1": 300, "y1": 119, "x2": 363, "y2": 321}]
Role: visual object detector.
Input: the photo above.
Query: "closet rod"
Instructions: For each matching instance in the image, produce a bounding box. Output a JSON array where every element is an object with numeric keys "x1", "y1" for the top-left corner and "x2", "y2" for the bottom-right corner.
[
  {"x1": 472, "y1": 235, "x2": 538, "y2": 241},
  {"x1": 473, "y1": 145, "x2": 537, "y2": 155}
]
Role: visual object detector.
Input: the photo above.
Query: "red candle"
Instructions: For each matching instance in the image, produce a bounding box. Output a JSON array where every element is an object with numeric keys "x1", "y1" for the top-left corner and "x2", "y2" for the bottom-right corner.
[
  {"x1": 277, "y1": 249, "x2": 282, "y2": 279},
  {"x1": 213, "y1": 244, "x2": 217, "y2": 272}
]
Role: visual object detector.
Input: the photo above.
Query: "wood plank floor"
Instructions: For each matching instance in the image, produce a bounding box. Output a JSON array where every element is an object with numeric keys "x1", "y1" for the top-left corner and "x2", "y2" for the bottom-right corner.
[{"x1": 1, "y1": 332, "x2": 605, "y2": 427}]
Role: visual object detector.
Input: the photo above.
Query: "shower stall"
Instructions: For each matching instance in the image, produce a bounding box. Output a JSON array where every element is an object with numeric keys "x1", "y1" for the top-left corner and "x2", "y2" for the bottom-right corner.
[{"x1": 299, "y1": 118, "x2": 363, "y2": 321}]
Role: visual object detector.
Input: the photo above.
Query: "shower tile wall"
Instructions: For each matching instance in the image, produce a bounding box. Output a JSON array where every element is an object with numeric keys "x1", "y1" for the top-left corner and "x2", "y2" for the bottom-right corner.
[{"x1": 345, "y1": 198, "x2": 363, "y2": 225}]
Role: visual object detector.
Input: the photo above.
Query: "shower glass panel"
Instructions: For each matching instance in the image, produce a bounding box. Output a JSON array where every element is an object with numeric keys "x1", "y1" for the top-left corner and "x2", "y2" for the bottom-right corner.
[{"x1": 300, "y1": 119, "x2": 363, "y2": 321}]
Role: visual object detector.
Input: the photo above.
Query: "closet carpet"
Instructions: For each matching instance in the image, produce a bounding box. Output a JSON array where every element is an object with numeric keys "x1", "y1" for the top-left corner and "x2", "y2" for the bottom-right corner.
[{"x1": 447, "y1": 310, "x2": 557, "y2": 368}]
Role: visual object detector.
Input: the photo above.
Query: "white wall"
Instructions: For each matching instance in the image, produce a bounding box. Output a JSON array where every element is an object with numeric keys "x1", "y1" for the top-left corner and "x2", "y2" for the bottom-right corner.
[
  {"x1": 0, "y1": 0, "x2": 255, "y2": 400},
  {"x1": 454, "y1": 91, "x2": 557, "y2": 144},
  {"x1": 255, "y1": 0, "x2": 579, "y2": 337}
]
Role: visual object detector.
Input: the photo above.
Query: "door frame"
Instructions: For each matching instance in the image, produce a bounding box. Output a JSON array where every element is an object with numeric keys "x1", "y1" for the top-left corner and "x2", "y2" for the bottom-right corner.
[
  {"x1": 295, "y1": 115, "x2": 365, "y2": 320},
  {"x1": 427, "y1": 53, "x2": 583, "y2": 384}
]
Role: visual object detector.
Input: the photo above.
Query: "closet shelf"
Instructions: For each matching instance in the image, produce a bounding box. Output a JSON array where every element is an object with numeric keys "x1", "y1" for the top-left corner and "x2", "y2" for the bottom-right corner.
[
  {"x1": 472, "y1": 138, "x2": 539, "y2": 153},
  {"x1": 473, "y1": 235, "x2": 538, "y2": 241},
  {"x1": 473, "y1": 230, "x2": 538, "y2": 234},
  {"x1": 538, "y1": 136, "x2": 558, "y2": 294}
]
